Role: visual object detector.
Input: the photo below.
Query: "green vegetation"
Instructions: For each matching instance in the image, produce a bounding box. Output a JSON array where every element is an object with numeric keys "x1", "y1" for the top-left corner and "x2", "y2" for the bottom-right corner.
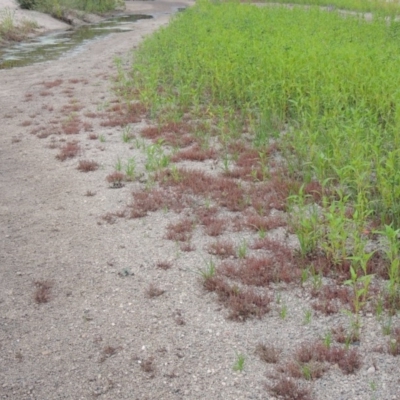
[
  {"x1": 131, "y1": 1, "x2": 400, "y2": 224},
  {"x1": 17, "y1": 0, "x2": 121, "y2": 15},
  {"x1": 116, "y1": 0, "x2": 400, "y2": 324},
  {"x1": 0, "y1": 8, "x2": 38, "y2": 43},
  {"x1": 259, "y1": 0, "x2": 400, "y2": 16},
  {"x1": 233, "y1": 352, "x2": 245, "y2": 372}
]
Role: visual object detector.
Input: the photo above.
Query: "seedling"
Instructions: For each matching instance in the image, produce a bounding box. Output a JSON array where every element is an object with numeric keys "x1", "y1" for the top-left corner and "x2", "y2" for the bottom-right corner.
[
  {"x1": 258, "y1": 227, "x2": 266, "y2": 239},
  {"x1": 303, "y1": 309, "x2": 312, "y2": 325},
  {"x1": 125, "y1": 158, "x2": 136, "y2": 180},
  {"x1": 233, "y1": 353, "x2": 245, "y2": 372},
  {"x1": 323, "y1": 331, "x2": 332, "y2": 349},
  {"x1": 382, "y1": 318, "x2": 392, "y2": 336},
  {"x1": 237, "y1": 240, "x2": 248, "y2": 259},
  {"x1": 114, "y1": 157, "x2": 122, "y2": 172},
  {"x1": 122, "y1": 125, "x2": 132, "y2": 143},
  {"x1": 279, "y1": 303, "x2": 288, "y2": 319},
  {"x1": 199, "y1": 259, "x2": 216, "y2": 280},
  {"x1": 145, "y1": 140, "x2": 170, "y2": 172}
]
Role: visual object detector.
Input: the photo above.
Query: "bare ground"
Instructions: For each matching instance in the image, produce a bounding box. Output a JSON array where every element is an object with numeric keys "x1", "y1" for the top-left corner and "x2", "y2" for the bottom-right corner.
[{"x1": 1, "y1": 1, "x2": 400, "y2": 399}]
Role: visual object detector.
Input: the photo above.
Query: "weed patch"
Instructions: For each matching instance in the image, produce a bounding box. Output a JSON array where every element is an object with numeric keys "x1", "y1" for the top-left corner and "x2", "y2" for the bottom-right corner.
[
  {"x1": 77, "y1": 160, "x2": 99, "y2": 172},
  {"x1": 56, "y1": 142, "x2": 80, "y2": 161}
]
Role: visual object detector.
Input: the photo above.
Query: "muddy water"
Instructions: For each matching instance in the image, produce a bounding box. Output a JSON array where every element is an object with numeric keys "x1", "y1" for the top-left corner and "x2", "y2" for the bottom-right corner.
[{"x1": 0, "y1": 14, "x2": 152, "y2": 69}]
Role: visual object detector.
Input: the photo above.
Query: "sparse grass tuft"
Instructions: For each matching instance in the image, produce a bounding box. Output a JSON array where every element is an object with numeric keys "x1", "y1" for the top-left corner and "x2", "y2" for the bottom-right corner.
[{"x1": 233, "y1": 353, "x2": 245, "y2": 372}]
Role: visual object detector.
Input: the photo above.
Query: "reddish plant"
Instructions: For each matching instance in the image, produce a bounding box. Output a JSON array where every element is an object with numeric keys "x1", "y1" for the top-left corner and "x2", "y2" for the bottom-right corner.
[
  {"x1": 159, "y1": 167, "x2": 247, "y2": 212},
  {"x1": 165, "y1": 218, "x2": 194, "y2": 242},
  {"x1": 56, "y1": 142, "x2": 80, "y2": 161},
  {"x1": 85, "y1": 112, "x2": 99, "y2": 119},
  {"x1": 43, "y1": 79, "x2": 63, "y2": 88},
  {"x1": 106, "y1": 172, "x2": 125, "y2": 188},
  {"x1": 245, "y1": 213, "x2": 286, "y2": 232},
  {"x1": 180, "y1": 242, "x2": 196, "y2": 252},
  {"x1": 281, "y1": 360, "x2": 327, "y2": 380},
  {"x1": 101, "y1": 102, "x2": 146, "y2": 127},
  {"x1": 203, "y1": 276, "x2": 271, "y2": 321},
  {"x1": 34, "y1": 280, "x2": 52, "y2": 304},
  {"x1": 311, "y1": 284, "x2": 352, "y2": 315},
  {"x1": 62, "y1": 115, "x2": 82, "y2": 135},
  {"x1": 140, "y1": 356, "x2": 156, "y2": 374},
  {"x1": 207, "y1": 239, "x2": 236, "y2": 258},
  {"x1": 293, "y1": 341, "x2": 361, "y2": 375},
  {"x1": 256, "y1": 343, "x2": 281, "y2": 364},
  {"x1": 156, "y1": 261, "x2": 172, "y2": 270},
  {"x1": 37, "y1": 130, "x2": 52, "y2": 139},
  {"x1": 202, "y1": 217, "x2": 226, "y2": 236},
  {"x1": 267, "y1": 377, "x2": 312, "y2": 400},
  {"x1": 61, "y1": 102, "x2": 83, "y2": 113},
  {"x1": 77, "y1": 160, "x2": 99, "y2": 172},
  {"x1": 171, "y1": 143, "x2": 218, "y2": 162},
  {"x1": 129, "y1": 188, "x2": 185, "y2": 218}
]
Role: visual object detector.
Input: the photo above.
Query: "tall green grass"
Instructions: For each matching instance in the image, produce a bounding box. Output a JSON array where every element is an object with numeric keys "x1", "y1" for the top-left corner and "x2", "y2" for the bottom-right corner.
[
  {"x1": 18, "y1": 0, "x2": 120, "y2": 14},
  {"x1": 258, "y1": 0, "x2": 400, "y2": 17},
  {"x1": 130, "y1": 0, "x2": 400, "y2": 227}
]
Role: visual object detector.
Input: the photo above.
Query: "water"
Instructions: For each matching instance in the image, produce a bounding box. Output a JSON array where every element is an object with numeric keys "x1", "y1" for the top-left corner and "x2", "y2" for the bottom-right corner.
[{"x1": 0, "y1": 14, "x2": 152, "y2": 69}]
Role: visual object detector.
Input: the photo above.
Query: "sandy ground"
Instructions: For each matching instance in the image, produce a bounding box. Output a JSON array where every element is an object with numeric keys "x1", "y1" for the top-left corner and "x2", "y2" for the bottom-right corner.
[{"x1": 1, "y1": 1, "x2": 400, "y2": 399}]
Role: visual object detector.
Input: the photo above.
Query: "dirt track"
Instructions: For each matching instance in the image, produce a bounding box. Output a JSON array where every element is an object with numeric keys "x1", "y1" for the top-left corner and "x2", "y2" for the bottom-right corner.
[{"x1": 1, "y1": 1, "x2": 400, "y2": 399}]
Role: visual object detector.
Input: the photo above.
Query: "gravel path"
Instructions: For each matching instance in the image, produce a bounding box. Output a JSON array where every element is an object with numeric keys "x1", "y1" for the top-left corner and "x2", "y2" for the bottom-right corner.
[{"x1": 1, "y1": 1, "x2": 400, "y2": 399}]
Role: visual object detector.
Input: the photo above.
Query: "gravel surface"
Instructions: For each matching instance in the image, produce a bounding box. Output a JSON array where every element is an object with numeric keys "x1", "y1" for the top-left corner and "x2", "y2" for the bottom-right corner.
[{"x1": 1, "y1": 1, "x2": 400, "y2": 399}]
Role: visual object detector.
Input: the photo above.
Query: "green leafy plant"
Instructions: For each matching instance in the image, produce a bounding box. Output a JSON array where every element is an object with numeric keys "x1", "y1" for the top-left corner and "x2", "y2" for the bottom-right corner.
[
  {"x1": 125, "y1": 157, "x2": 136, "y2": 181},
  {"x1": 198, "y1": 259, "x2": 216, "y2": 280},
  {"x1": 114, "y1": 157, "x2": 122, "y2": 172},
  {"x1": 303, "y1": 309, "x2": 312, "y2": 325},
  {"x1": 237, "y1": 240, "x2": 248, "y2": 259},
  {"x1": 121, "y1": 125, "x2": 132, "y2": 143},
  {"x1": 145, "y1": 140, "x2": 170, "y2": 172},
  {"x1": 233, "y1": 353, "x2": 245, "y2": 372},
  {"x1": 279, "y1": 303, "x2": 288, "y2": 319}
]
